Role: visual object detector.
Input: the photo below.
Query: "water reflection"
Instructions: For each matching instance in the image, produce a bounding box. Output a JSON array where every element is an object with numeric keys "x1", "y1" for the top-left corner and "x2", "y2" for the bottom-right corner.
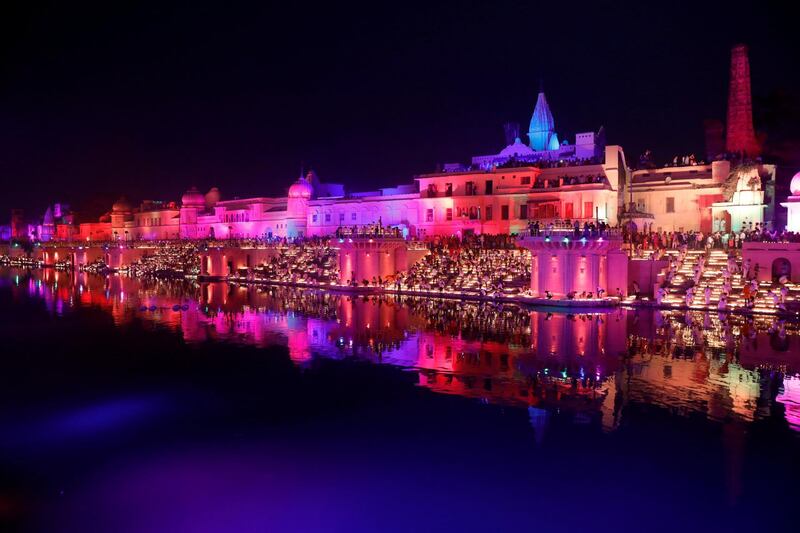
[{"x1": 3, "y1": 266, "x2": 800, "y2": 433}]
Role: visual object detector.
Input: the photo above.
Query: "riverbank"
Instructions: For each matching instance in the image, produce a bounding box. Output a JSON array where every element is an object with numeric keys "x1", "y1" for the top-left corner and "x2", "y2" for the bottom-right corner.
[
  {"x1": 221, "y1": 275, "x2": 799, "y2": 318},
  {"x1": 4, "y1": 259, "x2": 796, "y2": 317}
]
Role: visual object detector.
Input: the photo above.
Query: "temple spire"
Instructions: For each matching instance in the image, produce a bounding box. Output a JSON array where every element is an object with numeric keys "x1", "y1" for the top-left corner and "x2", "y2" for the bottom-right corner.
[
  {"x1": 725, "y1": 44, "x2": 760, "y2": 157},
  {"x1": 528, "y1": 89, "x2": 556, "y2": 151}
]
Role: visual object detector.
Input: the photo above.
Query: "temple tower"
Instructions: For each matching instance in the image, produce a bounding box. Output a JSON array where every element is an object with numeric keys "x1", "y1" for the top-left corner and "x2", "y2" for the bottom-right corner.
[
  {"x1": 725, "y1": 44, "x2": 760, "y2": 157},
  {"x1": 528, "y1": 91, "x2": 559, "y2": 151}
]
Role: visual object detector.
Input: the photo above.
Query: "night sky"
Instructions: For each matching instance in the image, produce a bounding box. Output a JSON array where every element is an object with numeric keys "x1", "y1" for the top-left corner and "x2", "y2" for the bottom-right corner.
[{"x1": 1, "y1": 1, "x2": 798, "y2": 219}]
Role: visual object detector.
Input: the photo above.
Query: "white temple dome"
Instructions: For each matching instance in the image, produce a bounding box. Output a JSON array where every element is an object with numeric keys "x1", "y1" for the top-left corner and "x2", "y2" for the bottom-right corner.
[
  {"x1": 791, "y1": 171, "x2": 800, "y2": 196},
  {"x1": 112, "y1": 197, "x2": 132, "y2": 213},
  {"x1": 205, "y1": 187, "x2": 221, "y2": 208},
  {"x1": 181, "y1": 187, "x2": 205, "y2": 207},
  {"x1": 499, "y1": 137, "x2": 536, "y2": 157},
  {"x1": 288, "y1": 177, "x2": 313, "y2": 199}
]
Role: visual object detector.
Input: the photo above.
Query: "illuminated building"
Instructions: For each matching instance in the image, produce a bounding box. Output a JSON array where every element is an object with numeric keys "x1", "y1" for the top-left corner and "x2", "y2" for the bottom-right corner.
[
  {"x1": 3, "y1": 46, "x2": 794, "y2": 243},
  {"x1": 37, "y1": 89, "x2": 623, "y2": 242},
  {"x1": 781, "y1": 172, "x2": 800, "y2": 233},
  {"x1": 629, "y1": 160, "x2": 777, "y2": 233}
]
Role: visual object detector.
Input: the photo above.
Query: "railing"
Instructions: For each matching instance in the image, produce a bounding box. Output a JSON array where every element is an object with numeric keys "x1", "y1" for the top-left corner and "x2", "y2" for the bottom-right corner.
[
  {"x1": 522, "y1": 226, "x2": 621, "y2": 240},
  {"x1": 334, "y1": 226, "x2": 405, "y2": 239}
]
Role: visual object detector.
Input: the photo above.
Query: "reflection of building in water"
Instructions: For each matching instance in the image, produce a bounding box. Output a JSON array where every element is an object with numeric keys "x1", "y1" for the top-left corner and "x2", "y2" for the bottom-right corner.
[
  {"x1": 625, "y1": 354, "x2": 762, "y2": 423},
  {"x1": 413, "y1": 309, "x2": 626, "y2": 414},
  {"x1": 5, "y1": 266, "x2": 800, "y2": 434},
  {"x1": 621, "y1": 309, "x2": 798, "y2": 426},
  {"x1": 776, "y1": 376, "x2": 800, "y2": 432}
]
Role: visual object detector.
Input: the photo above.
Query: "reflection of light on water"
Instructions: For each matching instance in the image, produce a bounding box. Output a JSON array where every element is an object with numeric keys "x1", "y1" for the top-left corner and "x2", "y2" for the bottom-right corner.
[
  {"x1": 777, "y1": 376, "x2": 800, "y2": 431},
  {"x1": 5, "y1": 266, "x2": 800, "y2": 433},
  {"x1": 528, "y1": 407, "x2": 548, "y2": 445}
]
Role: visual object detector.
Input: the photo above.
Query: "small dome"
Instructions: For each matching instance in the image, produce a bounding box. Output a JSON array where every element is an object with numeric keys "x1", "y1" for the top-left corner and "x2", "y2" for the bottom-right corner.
[
  {"x1": 205, "y1": 187, "x2": 221, "y2": 208},
  {"x1": 181, "y1": 187, "x2": 205, "y2": 207},
  {"x1": 112, "y1": 197, "x2": 132, "y2": 213},
  {"x1": 547, "y1": 133, "x2": 560, "y2": 151},
  {"x1": 288, "y1": 177, "x2": 313, "y2": 199},
  {"x1": 791, "y1": 171, "x2": 800, "y2": 196},
  {"x1": 499, "y1": 138, "x2": 535, "y2": 157},
  {"x1": 99, "y1": 213, "x2": 111, "y2": 223}
]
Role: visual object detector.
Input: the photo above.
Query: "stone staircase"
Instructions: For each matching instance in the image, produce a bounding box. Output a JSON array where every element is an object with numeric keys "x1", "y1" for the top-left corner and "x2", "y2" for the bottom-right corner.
[
  {"x1": 654, "y1": 248, "x2": 799, "y2": 314},
  {"x1": 401, "y1": 249, "x2": 531, "y2": 294}
]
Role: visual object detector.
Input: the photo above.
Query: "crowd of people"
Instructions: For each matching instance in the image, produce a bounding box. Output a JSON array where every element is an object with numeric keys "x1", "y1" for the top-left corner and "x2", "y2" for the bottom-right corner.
[
  {"x1": 495, "y1": 156, "x2": 603, "y2": 170},
  {"x1": 425, "y1": 233, "x2": 518, "y2": 251},
  {"x1": 533, "y1": 174, "x2": 607, "y2": 189},
  {"x1": 528, "y1": 220, "x2": 611, "y2": 239},
  {"x1": 334, "y1": 222, "x2": 404, "y2": 239},
  {"x1": 650, "y1": 246, "x2": 796, "y2": 313},
  {"x1": 623, "y1": 224, "x2": 800, "y2": 257}
]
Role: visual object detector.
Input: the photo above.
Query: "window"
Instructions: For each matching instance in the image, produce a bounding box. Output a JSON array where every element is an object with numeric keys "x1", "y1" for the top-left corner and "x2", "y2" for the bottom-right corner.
[
  {"x1": 446, "y1": 208, "x2": 453, "y2": 221},
  {"x1": 537, "y1": 204, "x2": 558, "y2": 219},
  {"x1": 351, "y1": 212, "x2": 357, "y2": 221},
  {"x1": 485, "y1": 180, "x2": 493, "y2": 194},
  {"x1": 339, "y1": 213, "x2": 345, "y2": 223},
  {"x1": 521, "y1": 176, "x2": 531, "y2": 185},
  {"x1": 426, "y1": 209, "x2": 434, "y2": 222},
  {"x1": 520, "y1": 204, "x2": 528, "y2": 220},
  {"x1": 325, "y1": 213, "x2": 331, "y2": 222},
  {"x1": 445, "y1": 183, "x2": 453, "y2": 196},
  {"x1": 312, "y1": 214, "x2": 318, "y2": 222},
  {"x1": 564, "y1": 203, "x2": 574, "y2": 219},
  {"x1": 501, "y1": 205, "x2": 509, "y2": 220},
  {"x1": 465, "y1": 181, "x2": 476, "y2": 195},
  {"x1": 666, "y1": 197, "x2": 675, "y2": 213},
  {"x1": 485, "y1": 206, "x2": 493, "y2": 221},
  {"x1": 584, "y1": 202, "x2": 594, "y2": 219}
]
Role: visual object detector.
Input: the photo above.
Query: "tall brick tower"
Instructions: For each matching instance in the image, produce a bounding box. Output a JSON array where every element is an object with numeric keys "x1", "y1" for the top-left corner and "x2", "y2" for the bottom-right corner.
[{"x1": 725, "y1": 44, "x2": 760, "y2": 157}]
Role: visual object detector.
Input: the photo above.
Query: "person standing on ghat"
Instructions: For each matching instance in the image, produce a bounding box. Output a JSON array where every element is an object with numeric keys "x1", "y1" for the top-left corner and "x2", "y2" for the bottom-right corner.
[{"x1": 656, "y1": 286, "x2": 666, "y2": 305}]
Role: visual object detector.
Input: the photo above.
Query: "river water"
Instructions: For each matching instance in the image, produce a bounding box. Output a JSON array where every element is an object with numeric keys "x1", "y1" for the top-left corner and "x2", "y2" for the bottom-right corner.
[{"x1": 1, "y1": 267, "x2": 799, "y2": 532}]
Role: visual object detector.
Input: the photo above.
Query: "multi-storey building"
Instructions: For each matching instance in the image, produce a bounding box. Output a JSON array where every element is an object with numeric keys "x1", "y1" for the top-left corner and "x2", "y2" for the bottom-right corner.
[
  {"x1": 4, "y1": 44, "x2": 789, "y2": 243},
  {"x1": 47, "y1": 89, "x2": 629, "y2": 242}
]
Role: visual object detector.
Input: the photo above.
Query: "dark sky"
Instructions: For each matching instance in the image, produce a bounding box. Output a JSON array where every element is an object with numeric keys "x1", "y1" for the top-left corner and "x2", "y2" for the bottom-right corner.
[{"x1": 1, "y1": 1, "x2": 798, "y2": 219}]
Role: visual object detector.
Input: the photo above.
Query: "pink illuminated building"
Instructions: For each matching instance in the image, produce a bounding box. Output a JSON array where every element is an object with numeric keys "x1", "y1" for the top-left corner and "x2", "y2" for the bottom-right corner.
[
  {"x1": 43, "y1": 90, "x2": 629, "y2": 242},
  {"x1": 4, "y1": 48, "x2": 796, "y2": 244}
]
